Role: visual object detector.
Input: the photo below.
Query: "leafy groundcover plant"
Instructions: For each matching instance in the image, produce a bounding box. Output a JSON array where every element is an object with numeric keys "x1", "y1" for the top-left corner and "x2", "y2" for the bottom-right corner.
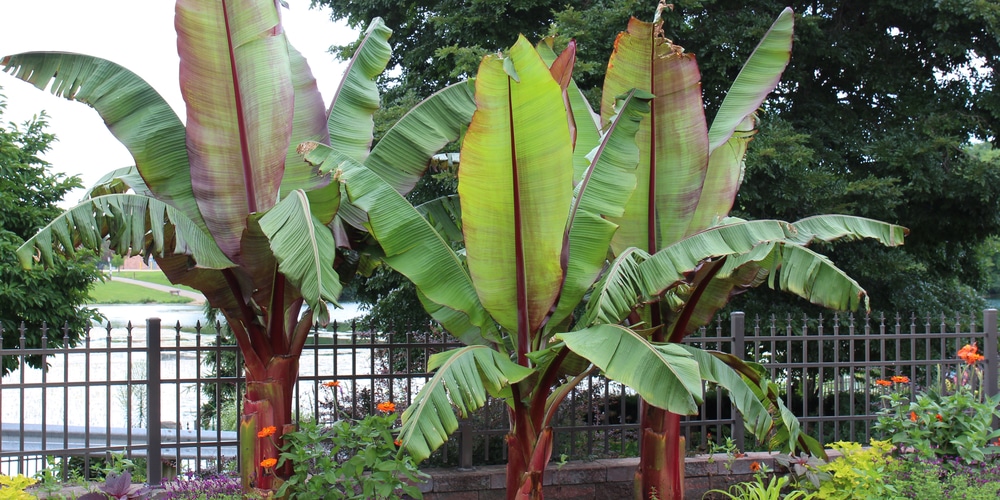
[
  {"x1": 875, "y1": 343, "x2": 1000, "y2": 462},
  {"x1": 273, "y1": 382, "x2": 425, "y2": 500},
  {"x1": 0, "y1": 474, "x2": 36, "y2": 500},
  {"x1": 714, "y1": 348, "x2": 1000, "y2": 500},
  {"x1": 767, "y1": 439, "x2": 1000, "y2": 500}
]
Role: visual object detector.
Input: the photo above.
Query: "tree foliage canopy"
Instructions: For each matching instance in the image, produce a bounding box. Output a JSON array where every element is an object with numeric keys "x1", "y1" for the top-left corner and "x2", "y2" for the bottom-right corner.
[
  {"x1": 316, "y1": 0, "x2": 1000, "y2": 316},
  {"x1": 0, "y1": 92, "x2": 102, "y2": 374}
]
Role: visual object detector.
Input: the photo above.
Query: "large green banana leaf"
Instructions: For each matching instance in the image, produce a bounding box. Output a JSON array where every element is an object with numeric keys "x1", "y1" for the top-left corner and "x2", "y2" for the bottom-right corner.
[
  {"x1": 534, "y1": 37, "x2": 601, "y2": 183},
  {"x1": 600, "y1": 9, "x2": 795, "y2": 253},
  {"x1": 258, "y1": 190, "x2": 342, "y2": 324},
  {"x1": 326, "y1": 18, "x2": 392, "y2": 165},
  {"x1": 176, "y1": 0, "x2": 293, "y2": 259},
  {"x1": 601, "y1": 18, "x2": 710, "y2": 253},
  {"x1": 399, "y1": 345, "x2": 533, "y2": 462},
  {"x1": 546, "y1": 89, "x2": 651, "y2": 332},
  {"x1": 85, "y1": 167, "x2": 153, "y2": 199},
  {"x1": 1, "y1": 52, "x2": 205, "y2": 232},
  {"x1": 16, "y1": 194, "x2": 232, "y2": 271},
  {"x1": 365, "y1": 80, "x2": 477, "y2": 196},
  {"x1": 689, "y1": 8, "x2": 794, "y2": 232},
  {"x1": 556, "y1": 325, "x2": 702, "y2": 414},
  {"x1": 459, "y1": 35, "x2": 573, "y2": 339},
  {"x1": 583, "y1": 216, "x2": 907, "y2": 326},
  {"x1": 662, "y1": 212, "x2": 906, "y2": 338},
  {"x1": 301, "y1": 143, "x2": 495, "y2": 345}
]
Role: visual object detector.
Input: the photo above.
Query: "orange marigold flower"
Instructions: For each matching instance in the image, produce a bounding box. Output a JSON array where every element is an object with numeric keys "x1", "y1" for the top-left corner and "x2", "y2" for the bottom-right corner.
[
  {"x1": 910, "y1": 411, "x2": 918, "y2": 422},
  {"x1": 749, "y1": 461, "x2": 761, "y2": 473},
  {"x1": 377, "y1": 401, "x2": 397, "y2": 413},
  {"x1": 958, "y1": 344, "x2": 984, "y2": 365},
  {"x1": 394, "y1": 439, "x2": 402, "y2": 447},
  {"x1": 936, "y1": 414, "x2": 943, "y2": 422},
  {"x1": 891, "y1": 375, "x2": 910, "y2": 384},
  {"x1": 875, "y1": 379, "x2": 892, "y2": 387},
  {"x1": 260, "y1": 458, "x2": 277, "y2": 468},
  {"x1": 323, "y1": 380, "x2": 340, "y2": 388},
  {"x1": 257, "y1": 426, "x2": 277, "y2": 438}
]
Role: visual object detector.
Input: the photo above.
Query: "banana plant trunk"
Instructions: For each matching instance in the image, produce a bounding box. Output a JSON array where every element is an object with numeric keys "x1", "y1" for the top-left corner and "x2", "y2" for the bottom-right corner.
[
  {"x1": 506, "y1": 396, "x2": 556, "y2": 500},
  {"x1": 635, "y1": 405, "x2": 684, "y2": 500},
  {"x1": 239, "y1": 355, "x2": 299, "y2": 492}
]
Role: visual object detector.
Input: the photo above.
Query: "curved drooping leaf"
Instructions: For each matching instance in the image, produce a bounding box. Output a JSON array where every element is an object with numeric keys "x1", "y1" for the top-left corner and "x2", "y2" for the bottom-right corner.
[
  {"x1": 177, "y1": 0, "x2": 293, "y2": 259},
  {"x1": 301, "y1": 142, "x2": 494, "y2": 345},
  {"x1": 258, "y1": 190, "x2": 342, "y2": 325},
  {"x1": 583, "y1": 218, "x2": 907, "y2": 326},
  {"x1": 85, "y1": 166, "x2": 153, "y2": 199},
  {"x1": 16, "y1": 194, "x2": 233, "y2": 271},
  {"x1": 556, "y1": 325, "x2": 702, "y2": 414},
  {"x1": 459, "y1": 36, "x2": 573, "y2": 337},
  {"x1": 399, "y1": 345, "x2": 533, "y2": 462},
  {"x1": 366, "y1": 80, "x2": 477, "y2": 196},
  {"x1": 326, "y1": 17, "x2": 392, "y2": 164},
  {"x1": 547, "y1": 90, "x2": 651, "y2": 331},
  {"x1": 602, "y1": 18, "x2": 710, "y2": 252},
  {"x1": 673, "y1": 345, "x2": 773, "y2": 438},
  {"x1": 579, "y1": 246, "x2": 650, "y2": 327},
  {"x1": 789, "y1": 214, "x2": 908, "y2": 246},
  {"x1": 689, "y1": 8, "x2": 794, "y2": 232},
  {"x1": 697, "y1": 349, "x2": 824, "y2": 457},
  {"x1": 0, "y1": 52, "x2": 206, "y2": 232}
]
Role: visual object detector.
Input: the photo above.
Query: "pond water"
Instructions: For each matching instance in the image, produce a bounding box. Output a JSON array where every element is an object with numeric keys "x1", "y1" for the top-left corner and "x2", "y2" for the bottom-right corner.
[
  {"x1": 2, "y1": 302, "x2": 371, "y2": 438},
  {"x1": 92, "y1": 302, "x2": 366, "y2": 330}
]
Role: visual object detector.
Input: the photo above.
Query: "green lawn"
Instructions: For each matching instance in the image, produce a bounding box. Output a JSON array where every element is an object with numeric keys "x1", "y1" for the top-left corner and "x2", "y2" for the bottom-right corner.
[
  {"x1": 89, "y1": 280, "x2": 193, "y2": 304},
  {"x1": 112, "y1": 270, "x2": 199, "y2": 293}
]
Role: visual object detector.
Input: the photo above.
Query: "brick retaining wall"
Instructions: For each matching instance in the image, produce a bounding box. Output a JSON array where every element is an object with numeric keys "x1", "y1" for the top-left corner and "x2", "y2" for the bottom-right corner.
[{"x1": 417, "y1": 451, "x2": 785, "y2": 500}]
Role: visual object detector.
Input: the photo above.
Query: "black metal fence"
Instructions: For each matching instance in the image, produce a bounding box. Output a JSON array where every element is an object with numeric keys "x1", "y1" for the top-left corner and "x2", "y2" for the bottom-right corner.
[{"x1": 1, "y1": 310, "x2": 997, "y2": 483}]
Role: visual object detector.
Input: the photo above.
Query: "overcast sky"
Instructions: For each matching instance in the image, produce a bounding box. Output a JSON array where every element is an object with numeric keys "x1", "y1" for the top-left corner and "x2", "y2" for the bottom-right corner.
[{"x1": 0, "y1": 0, "x2": 358, "y2": 206}]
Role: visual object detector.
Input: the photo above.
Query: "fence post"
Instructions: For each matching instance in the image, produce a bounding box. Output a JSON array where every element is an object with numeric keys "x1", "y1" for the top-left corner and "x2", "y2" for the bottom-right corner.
[
  {"x1": 985, "y1": 310, "x2": 998, "y2": 423},
  {"x1": 458, "y1": 419, "x2": 474, "y2": 470},
  {"x1": 731, "y1": 312, "x2": 746, "y2": 451},
  {"x1": 147, "y1": 318, "x2": 162, "y2": 487}
]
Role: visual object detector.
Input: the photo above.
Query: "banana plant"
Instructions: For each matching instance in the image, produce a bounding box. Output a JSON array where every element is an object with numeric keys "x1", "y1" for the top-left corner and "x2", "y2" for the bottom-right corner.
[
  {"x1": 2, "y1": 1, "x2": 474, "y2": 494},
  {"x1": 302, "y1": 30, "x2": 906, "y2": 498},
  {"x1": 579, "y1": 8, "x2": 906, "y2": 499}
]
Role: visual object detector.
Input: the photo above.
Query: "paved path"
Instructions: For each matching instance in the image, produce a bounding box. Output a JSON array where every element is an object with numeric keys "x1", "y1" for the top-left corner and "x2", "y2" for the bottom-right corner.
[{"x1": 111, "y1": 276, "x2": 206, "y2": 305}]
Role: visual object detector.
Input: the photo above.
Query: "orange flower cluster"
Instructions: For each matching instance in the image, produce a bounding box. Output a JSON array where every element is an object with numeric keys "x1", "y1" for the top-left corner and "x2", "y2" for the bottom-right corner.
[
  {"x1": 910, "y1": 411, "x2": 918, "y2": 422},
  {"x1": 875, "y1": 379, "x2": 892, "y2": 387},
  {"x1": 890, "y1": 375, "x2": 909, "y2": 384},
  {"x1": 260, "y1": 458, "x2": 277, "y2": 468},
  {"x1": 936, "y1": 414, "x2": 943, "y2": 422},
  {"x1": 377, "y1": 401, "x2": 397, "y2": 413},
  {"x1": 257, "y1": 426, "x2": 277, "y2": 438},
  {"x1": 394, "y1": 439, "x2": 403, "y2": 447},
  {"x1": 958, "y1": 344, "x2": 985, "y2": 365},
  {"x1": 323, "y1": 380, "x2": 340, "y2": 388},
  {"x1": 749, "y1": 461, "x2": 761, "y2": 473}
]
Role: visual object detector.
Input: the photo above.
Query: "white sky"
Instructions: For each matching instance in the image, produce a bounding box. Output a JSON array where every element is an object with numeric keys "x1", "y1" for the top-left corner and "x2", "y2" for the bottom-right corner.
[{"x1": 0, "y1": 0, "x2": 358, "y2": 206}]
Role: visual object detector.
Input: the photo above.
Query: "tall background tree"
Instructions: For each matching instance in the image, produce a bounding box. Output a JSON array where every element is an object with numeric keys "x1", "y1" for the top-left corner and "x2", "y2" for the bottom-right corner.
[
  {"x1": 316, "y1": 0, "x2": 1000, "y2": 316},
  {"x1": 0, "y1": 92, "x2": 102, "y2": 375}
]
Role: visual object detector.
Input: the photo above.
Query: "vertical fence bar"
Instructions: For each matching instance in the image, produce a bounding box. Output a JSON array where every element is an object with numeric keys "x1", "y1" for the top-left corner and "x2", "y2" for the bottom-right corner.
[
  {"x1": 730, "y1": 312, "x2": 746, "y2": 450},
  {"x1": 147, "y1": 318, "x2": 162, "y2": 487},
  {"x1": 984, "y1": 309, "x2": 998, "y2": 405}
]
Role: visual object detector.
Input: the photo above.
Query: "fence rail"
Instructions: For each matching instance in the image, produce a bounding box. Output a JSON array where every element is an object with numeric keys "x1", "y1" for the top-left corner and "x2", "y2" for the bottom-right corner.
[{"x1": 1, "y1": 310, "x2": 997, "y2": 483}]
